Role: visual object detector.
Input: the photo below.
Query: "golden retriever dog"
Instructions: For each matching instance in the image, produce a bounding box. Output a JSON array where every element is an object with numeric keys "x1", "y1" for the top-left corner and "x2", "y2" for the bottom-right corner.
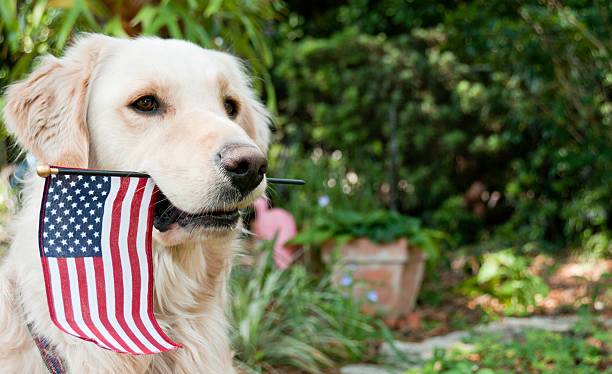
[{"x1": 0, "y1": 34, "x2": 270, "y2": 373}]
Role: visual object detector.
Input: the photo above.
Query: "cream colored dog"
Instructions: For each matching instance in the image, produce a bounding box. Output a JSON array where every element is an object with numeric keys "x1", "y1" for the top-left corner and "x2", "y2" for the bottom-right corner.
[{"x1": 0, "y1": 34, "x2": 270, "y2": 373}]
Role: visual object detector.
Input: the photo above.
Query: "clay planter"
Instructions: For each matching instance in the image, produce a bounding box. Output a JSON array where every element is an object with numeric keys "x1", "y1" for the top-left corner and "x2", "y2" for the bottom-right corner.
[{"x1": 322, "y1": 237, "x2": 426, "y2": 317}]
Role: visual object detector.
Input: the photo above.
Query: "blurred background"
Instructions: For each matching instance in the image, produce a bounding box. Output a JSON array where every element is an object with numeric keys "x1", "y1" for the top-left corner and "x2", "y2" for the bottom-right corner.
[{"x1": 0, "y1": 1, "x2": 611, "y2": 373}]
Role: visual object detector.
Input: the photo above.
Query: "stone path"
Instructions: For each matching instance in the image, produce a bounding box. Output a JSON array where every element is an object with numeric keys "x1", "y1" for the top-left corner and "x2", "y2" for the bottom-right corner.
[{"x1": 340, "y1": 315, "x2": 608, "y2": 374}]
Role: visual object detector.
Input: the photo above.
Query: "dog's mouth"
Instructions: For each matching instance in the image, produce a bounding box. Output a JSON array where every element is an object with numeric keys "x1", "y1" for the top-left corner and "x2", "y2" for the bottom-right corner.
[{"x1": 153, "y1": 190, "x2": 239, "y2": 232}]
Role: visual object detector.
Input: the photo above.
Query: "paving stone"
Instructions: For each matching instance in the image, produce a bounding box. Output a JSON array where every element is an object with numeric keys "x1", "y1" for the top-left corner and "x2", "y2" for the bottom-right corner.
[{"x1": 340, "y1": 364, "x2": 408, "y2": 374}]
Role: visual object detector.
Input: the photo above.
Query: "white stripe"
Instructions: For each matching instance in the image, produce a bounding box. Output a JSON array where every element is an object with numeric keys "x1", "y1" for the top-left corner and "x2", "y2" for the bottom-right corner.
[
  {"x1": 100, "y1": 177, "x2": 143, "y2": 354},
  {"x1": 83, "y1": 257, "x2": 125, "y2": 352},
  {"x1": 65, "y1": 258, "x2": 111, "y2": 350},
  {"x1": 46, "y1": 258, "x2": 78, "y2": 336},
  {"x1": 117, "y1": 179, "x2": 157, "y2": 352},
  {"x1": 137, "y1": 179, "x2": 175, "y2": 349}
]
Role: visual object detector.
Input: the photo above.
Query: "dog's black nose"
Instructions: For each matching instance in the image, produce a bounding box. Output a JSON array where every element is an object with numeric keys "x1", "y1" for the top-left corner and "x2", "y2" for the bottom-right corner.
[{"x1": 218, "y1": 144, "x2": 268, "y2": 196}]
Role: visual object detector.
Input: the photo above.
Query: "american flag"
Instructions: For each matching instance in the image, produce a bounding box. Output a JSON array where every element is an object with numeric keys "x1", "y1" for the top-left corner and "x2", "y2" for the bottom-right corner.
[{"x1": 38, "y1": 172, "x2": 180, "y2": 354}]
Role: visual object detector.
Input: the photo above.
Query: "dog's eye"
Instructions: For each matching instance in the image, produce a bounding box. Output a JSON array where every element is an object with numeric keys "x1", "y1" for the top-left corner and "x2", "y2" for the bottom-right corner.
[
  {"x1": 131, "y1": 95, "x2": 159, "y2": 113},
  {"x1": 224, "y1": 98, "x2": 239, "y2": 119}
]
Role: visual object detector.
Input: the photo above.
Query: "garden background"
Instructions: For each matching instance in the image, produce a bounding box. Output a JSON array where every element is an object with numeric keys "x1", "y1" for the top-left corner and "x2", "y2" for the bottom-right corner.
[{"x1": 0, "y1": 0, "x2": 611, "y2": 373}]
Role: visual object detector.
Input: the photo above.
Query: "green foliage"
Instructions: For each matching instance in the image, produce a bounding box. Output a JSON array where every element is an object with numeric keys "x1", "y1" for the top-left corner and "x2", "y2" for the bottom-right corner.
[
  {"x1": 0, "y1": 0, "x2": 281, "y2": 110},
  {"x1": 406, "y1": 314, "x2": 612, "y2": 374},
  {"x1": 288, "y1": 209, "x2": 449, "y2": 265},
  {"x1": 230, "y1": 240, "x2": 384, "y2": 373},
  {"x1": 460, "y1": 250, "x2": 549, "y2": 316},
  {"x1": 271, "y1": 1, "x2": 612, "y2": 255}
]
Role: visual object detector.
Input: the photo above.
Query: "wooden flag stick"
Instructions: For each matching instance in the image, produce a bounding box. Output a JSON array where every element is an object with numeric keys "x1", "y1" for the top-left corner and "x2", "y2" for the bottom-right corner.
[{"x1": 36, "y1": 165, "x2": 305, "y2": 185}]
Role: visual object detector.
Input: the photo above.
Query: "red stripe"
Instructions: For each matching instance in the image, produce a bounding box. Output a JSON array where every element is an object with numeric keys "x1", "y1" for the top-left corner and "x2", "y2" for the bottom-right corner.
[
  {"x1": 146, "y1": 186, "x2": 179, "y2": 347},
  {"x1": 74, "y1": 257, "x2": 115, "y2": 350},
  {"x1": 108, "y1": 178, "x2": 152, "y2": 354},
  {"x1": 93, "y1": 255, "x2": 131, "y2": 352},
  {"x1": 56, "y1": 258, "x2": 89, "y2": 339},
  {"x1": 127, "y1": 179, "x2": 166, "y2": 351}
]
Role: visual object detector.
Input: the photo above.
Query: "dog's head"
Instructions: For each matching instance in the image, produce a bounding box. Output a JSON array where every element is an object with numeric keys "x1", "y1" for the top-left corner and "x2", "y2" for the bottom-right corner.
[{"x1": 3, "y1": 34, "x2": 270, "y2": 246}]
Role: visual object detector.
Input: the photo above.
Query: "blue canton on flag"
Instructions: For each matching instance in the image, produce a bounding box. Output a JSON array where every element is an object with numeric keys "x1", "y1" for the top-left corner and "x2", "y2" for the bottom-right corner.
[{"x1": 42, "y1": 174, "x2": 109, "y2": 257}]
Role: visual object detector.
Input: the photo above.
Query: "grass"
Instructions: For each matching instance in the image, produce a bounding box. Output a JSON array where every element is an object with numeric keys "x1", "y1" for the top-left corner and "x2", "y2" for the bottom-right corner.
[{"x1": 406, "y1": 312, "x2": 612, "y2": 374}]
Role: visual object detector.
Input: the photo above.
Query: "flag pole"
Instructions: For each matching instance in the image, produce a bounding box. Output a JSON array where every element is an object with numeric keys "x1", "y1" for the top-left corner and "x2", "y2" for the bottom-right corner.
[{"x1": 36, "y1": 165, "x2": 305, "y2": 185}]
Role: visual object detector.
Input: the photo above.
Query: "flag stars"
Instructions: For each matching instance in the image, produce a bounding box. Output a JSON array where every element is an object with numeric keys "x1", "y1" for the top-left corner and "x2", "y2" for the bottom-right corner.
[
  {"x1": 97, "y1": 203, "x2": 102, "y2": 209},
  {"x1": 61, "y1": 188, "x2": 68, "y2": 194},
  {"x1": 69, "y1": 217, "x2": 75, "y2": 223},
  {"x1": 94, "y1": 246, "x2": 100, "y2": 252},
  {"x1": 64, "y1": 209, "x2": 70, "y2": 215},
  {"x1": 43, "y1": 232, "x2": 48, "y2": 238},
  {"x1": 49, "y1": 239, "x2": 55, "y2": 245},
  {"x1": 81, "y1": 232, "x2": 86, "y2": 238},
  {"x1": 61, "y1": 239, "x2": 67, "y2": 245},
  {"x1": 56, "y1": 247, "x2": 62, "y2": 252},
  {"x1": 74, "y1": 239, "x2": 80, "y2": 245},
  {"x1": 82, "y1": 217, "x2": 88, "y2": 223},
  {"x1": 68, "y1": 247, "x2": 74, "y2": 253},
  {"x1": 87, "y1": 239, "x2": 92, "y2": 245},
  {"x1": 58, "y1": 202, "x2": 65, "y2": 208},
  {"x1": 53, "y1": 195, "x2": 59, "y2": 200},
  {"x1": 97, "y1": 184, "x2": 102, "y2": 189},
  {"x1": 67, "y1": 196, "x2": 73, "y2": 201},
  {"x1": 68, "y1": 232, "x2": 74, "y2": 238},
  {"x1": 80, "y1": 196, "x2": 86, "y2": 201},
  {"x1": 95, "y1": 217, "x2": 100, "y2": 223},
  {"x1": 51, "y1": 209, "x2": 57, "y2": 215},
  {"x1": 44, "y1": 217, "x2": 49, "y2": 223},
  {"x1": 55, "y1": 232, "x2": 61, "y2": 238},
  {"x1": 77, "y1": 209, "x2": 83, "y2": 215},
  {"x1": 77, "y1": 175, "x2": 83, "y2": 180},
  {"x1": 88, "y1": 225, "x2": 93, "y2": 231},
  {"x1": 90, "y1": 176, "x2": 96, "y2": 181},
  {"x1": 75, "y1": 224, "x2": 81, "y2": 230},
  {"x1": 49, "y1": 224, "x2": 55, "y2": 230},
  {"x1": 94, "y1": 232, "x2": 99, "y2": 238},
  {"x1": 55, "y1": 216, "x2": 62, "y2": 223},
  {"x1": 81, "y1": 247, "x2": 87, "y2": 252},
  {"x1": 90, "y1": 209, "x2": 95, "y2": 215},
  {"x1": 103, "y1": 177, "x2": 108, "y2": 182},
  {"x1": 84, "y1": 182, "x2": 89, "y2": 188},
  {"x1": 75, "y1": 189, "x2": 81, "y2": 195},
  {"x1": 70, "y1": 181, "x2": 76, "y2": 187},
  {"x1": 61, "y1": 224, "x2": 68, "y2": 231}
]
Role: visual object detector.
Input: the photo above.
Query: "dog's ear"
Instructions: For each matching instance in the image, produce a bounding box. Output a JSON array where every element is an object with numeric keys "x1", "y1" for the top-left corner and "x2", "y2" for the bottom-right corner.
[{"x1": 2, "y1": 34, "x2": 111, "y2": 168}]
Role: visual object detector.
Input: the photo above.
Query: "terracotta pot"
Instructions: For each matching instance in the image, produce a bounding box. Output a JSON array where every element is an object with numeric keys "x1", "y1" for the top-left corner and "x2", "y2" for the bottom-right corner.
[{"x1": 322, "y1": 237, "x2": 426, "y2": 317}]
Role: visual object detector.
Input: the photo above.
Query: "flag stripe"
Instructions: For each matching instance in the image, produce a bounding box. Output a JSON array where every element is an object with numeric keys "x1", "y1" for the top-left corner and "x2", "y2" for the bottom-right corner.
[
  {"x1": 138, "y1": 182, "x2": 177, "y2": 348},
  {"x1": 47, "y1": 258, "x2": 78, "y2": 337},
  {"x1": 101, "y1": 178, "x2": 143, "y2": 354},
  {"x1": 65, "y1": 258, "x2": 110, "y2": 349},
  {"x1": 92, "y1": 257, "x2": 132, "y2": 352},
  {"x1": 116, "y1": 179, "x2": 156, "y2": 353},
  {"x1": 56, "y1": 258, "x2": 89, "y2": 340},
  {"x1": 126, "y1": 179, "x2": 168, "y2": 351},
  {"x1": 74, "y1": 257, "x2": 114, "y2": 350}
]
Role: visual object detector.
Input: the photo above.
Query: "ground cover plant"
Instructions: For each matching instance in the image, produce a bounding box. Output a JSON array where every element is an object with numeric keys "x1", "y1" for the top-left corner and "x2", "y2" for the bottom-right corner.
[
  {"x1": 230, "y1": 240, "x2": 385, "y2": 373},
  {"x1": 406, "y1": 313, "x2": 612, "y2": 374}
]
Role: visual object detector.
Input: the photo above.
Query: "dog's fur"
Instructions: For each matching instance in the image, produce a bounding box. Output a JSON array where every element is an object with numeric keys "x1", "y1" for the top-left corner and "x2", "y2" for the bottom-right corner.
[{"x1": 0, "y1": 34, "x2": 270, "y2": 373}]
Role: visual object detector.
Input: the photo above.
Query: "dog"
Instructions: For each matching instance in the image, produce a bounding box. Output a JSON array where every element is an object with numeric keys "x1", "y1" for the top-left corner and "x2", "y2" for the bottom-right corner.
[{"x1": 0, "y1": 34, "x2": 270, "y2": 373}]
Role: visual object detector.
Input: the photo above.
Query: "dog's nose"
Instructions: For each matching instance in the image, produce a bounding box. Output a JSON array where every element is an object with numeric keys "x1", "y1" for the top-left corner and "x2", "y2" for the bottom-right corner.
[{"x1": 218, "y1": 144, "x2": 268, "y2": 196}]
